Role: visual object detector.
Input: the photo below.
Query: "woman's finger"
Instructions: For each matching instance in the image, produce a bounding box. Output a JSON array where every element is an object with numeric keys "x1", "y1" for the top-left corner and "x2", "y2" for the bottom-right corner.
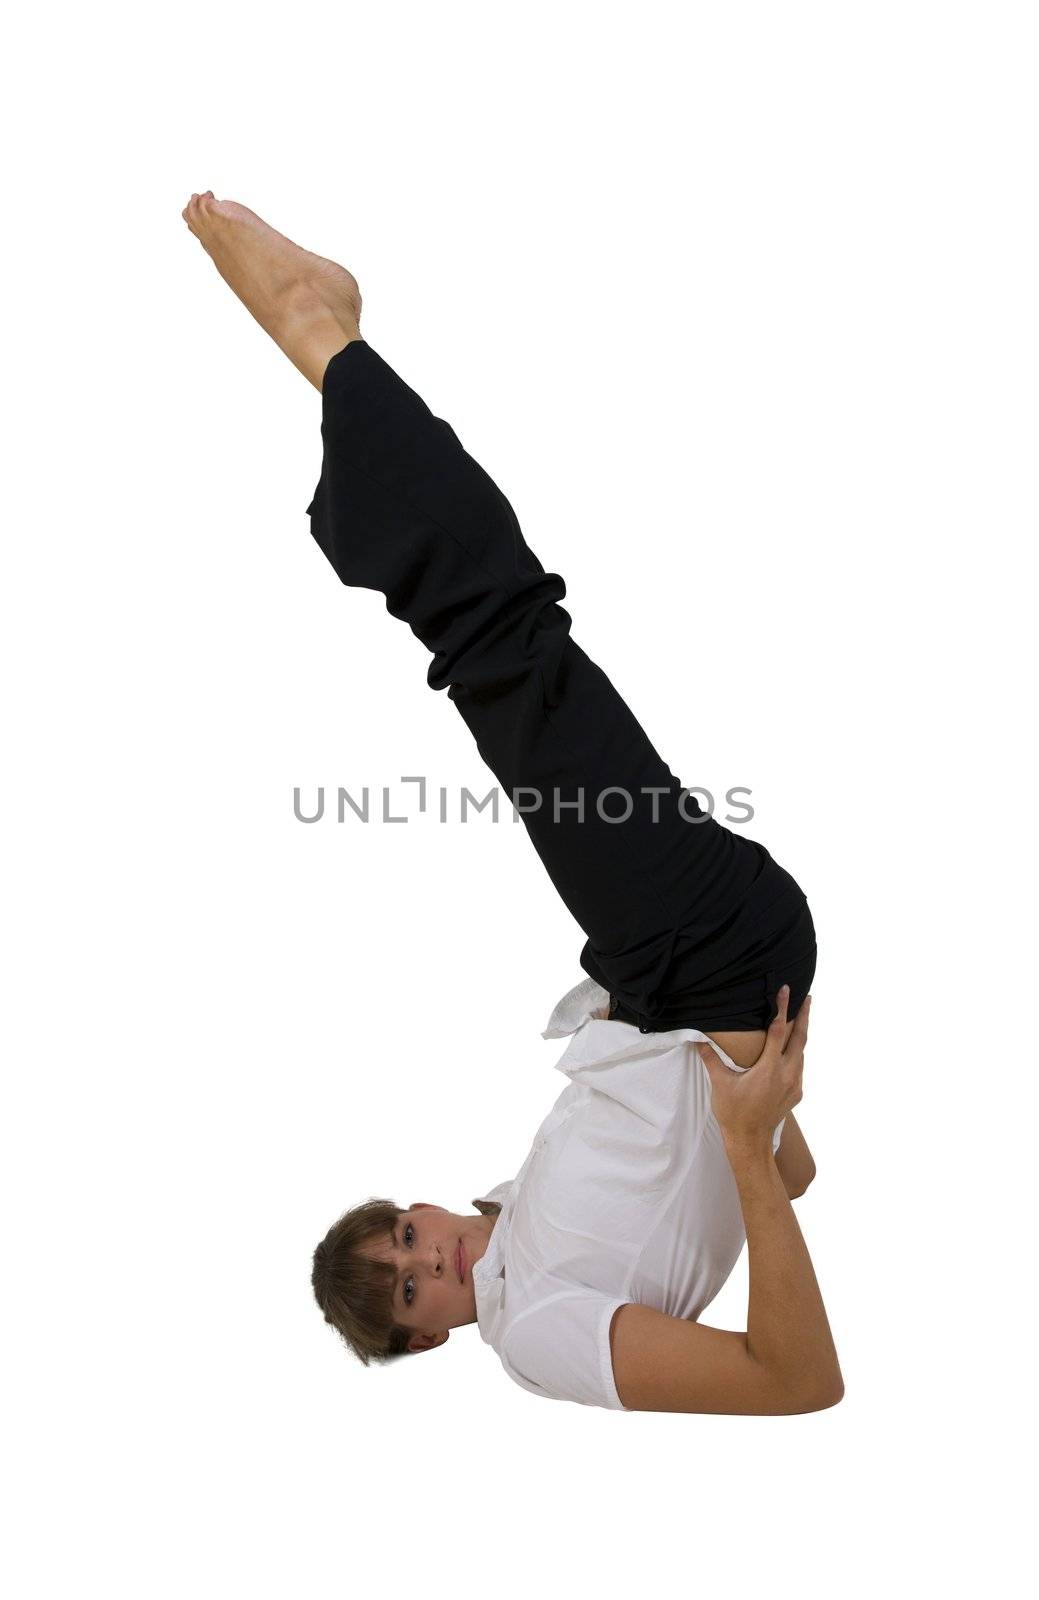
[
  {"x1": 785, "y1": 993, "x2": 811, "y2": 1058},
  {"x1": 697, "y1": 1043, "x2": 735, "y2": 1100},
  {"x1": 771, "y1": 984, "x2": 790, "y2": 1036}
]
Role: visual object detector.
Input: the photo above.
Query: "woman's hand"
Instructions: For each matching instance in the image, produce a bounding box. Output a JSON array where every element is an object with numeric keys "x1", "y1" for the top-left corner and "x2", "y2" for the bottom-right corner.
[{"x1": 697, "y1": 986, "x2": 811, "y2": 1153}]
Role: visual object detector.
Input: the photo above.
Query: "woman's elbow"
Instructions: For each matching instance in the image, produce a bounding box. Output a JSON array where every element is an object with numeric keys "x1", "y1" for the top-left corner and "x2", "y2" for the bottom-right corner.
[
  {"x1": 786, "y1": 1370, "x2": 845, "y2": 1413},
  {"x1": 809, "y1": 1373, "x2": 845, "y2": 1411}
]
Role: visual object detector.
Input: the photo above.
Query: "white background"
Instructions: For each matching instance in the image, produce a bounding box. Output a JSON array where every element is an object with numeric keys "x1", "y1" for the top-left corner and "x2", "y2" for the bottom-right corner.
[{"x1": 4, "y1": 2, "x2": 1036, "y2": 1594}]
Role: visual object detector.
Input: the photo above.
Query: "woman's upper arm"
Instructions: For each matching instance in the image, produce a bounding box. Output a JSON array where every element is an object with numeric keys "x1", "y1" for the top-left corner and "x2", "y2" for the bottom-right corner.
[
  {"x1": 609, "y1": 1303, "x2": 829, "y2": 1415},
  {"x1": 774, "y1": 1110, "x2": 817, "y2": 1198}
]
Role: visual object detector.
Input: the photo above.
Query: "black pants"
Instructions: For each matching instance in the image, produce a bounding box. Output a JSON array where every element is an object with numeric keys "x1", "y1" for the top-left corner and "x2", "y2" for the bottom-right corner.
[{"x1": 306, "y1": 340, "x2": 816, "y2": 1032}]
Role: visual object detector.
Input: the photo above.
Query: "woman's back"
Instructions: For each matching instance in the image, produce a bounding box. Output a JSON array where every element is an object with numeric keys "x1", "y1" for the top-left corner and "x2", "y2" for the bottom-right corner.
[{"x1": 470, "y1": 979, "x2": 788, "y2": 1409}]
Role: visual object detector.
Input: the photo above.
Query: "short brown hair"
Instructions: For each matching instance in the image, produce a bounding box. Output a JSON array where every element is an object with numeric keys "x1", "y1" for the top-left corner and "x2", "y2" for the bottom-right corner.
[{"x1": 311, "y1": 1197, "x2": 412, "y2": 1365}]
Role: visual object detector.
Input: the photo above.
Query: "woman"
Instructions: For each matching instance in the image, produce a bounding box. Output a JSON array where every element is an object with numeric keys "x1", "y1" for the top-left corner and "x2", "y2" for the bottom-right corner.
[{"x1": 182, "y1": 192, "x2": 843, "y2": 1415}]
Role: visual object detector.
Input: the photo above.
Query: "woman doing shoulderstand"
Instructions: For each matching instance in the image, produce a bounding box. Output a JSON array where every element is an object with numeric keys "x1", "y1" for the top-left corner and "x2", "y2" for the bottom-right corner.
[{"x1": 183, "y1": 192, "x2": 843, "y2": 1416}]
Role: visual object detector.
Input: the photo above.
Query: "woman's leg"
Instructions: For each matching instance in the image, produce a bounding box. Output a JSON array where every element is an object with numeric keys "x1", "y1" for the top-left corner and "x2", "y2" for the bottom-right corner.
[
  {"x1": 183, "y1": 194, "x2": 815, "y2": 1033},
  {"x1": 308, "y1": 339, "x2": 815, "y2": 1032}
]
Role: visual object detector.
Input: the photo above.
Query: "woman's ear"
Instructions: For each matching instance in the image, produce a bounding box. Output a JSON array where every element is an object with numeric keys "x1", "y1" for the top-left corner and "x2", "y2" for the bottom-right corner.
[{"x1": 407, "y1": 1329, "x2": 450, "y2": 1353}]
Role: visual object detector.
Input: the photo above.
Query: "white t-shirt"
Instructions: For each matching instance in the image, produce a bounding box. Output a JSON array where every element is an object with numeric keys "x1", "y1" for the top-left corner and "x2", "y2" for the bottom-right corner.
[{"x1": 471, "y1": 977, "x2": 786, "y2": 1411}]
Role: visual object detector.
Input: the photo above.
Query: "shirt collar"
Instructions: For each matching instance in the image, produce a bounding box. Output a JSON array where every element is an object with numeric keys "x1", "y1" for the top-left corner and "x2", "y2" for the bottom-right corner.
[
  {"x1": 469, "y1": 979, "x2": 611, "y2": 1348},
  {"x1": 470, "y1": 1182, "x2": 511, "y2": 1348}
]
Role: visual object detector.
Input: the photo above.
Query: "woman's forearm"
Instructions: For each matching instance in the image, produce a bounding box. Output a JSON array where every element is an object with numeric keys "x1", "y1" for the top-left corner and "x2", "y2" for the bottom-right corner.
[{"x1": 728, "y1": 1135, "x2": 843, "y2": 1406}]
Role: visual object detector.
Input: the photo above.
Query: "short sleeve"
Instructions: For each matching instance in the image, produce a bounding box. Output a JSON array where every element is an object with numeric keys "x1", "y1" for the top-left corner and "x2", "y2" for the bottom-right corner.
[{"x1": 501, "y1": 1289, "x2": 630, "y2": 1411}]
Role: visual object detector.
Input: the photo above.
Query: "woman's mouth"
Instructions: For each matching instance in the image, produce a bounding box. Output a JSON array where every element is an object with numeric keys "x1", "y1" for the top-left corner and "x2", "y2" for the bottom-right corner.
[{"x1": 456, "y1": 1241, "x2": 465, "y2": 1282}]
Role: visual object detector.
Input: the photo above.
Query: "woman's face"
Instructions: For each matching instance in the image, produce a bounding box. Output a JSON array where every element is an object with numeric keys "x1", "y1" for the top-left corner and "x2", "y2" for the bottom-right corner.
[{"x1": 358, "y1": 1202, "x2": 496, "y2": 1353}]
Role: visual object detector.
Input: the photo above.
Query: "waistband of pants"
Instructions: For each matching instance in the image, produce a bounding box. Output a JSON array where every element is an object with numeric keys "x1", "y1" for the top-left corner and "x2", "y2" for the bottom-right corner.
[{"x1": 599, "y1": 893, "x2": 817, "y2": 1033}]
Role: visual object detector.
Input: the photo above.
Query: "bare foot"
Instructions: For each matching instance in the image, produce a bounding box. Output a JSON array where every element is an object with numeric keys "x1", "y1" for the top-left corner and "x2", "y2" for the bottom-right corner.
[{"x1": 181, "y1": 191, "x2": 363, "y2": 390}]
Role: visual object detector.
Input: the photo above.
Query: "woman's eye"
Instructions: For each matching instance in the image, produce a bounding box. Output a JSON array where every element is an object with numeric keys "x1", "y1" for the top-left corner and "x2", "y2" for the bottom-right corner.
[
  {"x1": 403, "y1": 1223, "x2": 414, "y2": 1246},
  {"x1": 404, "y1": 1278, "x2": 414, "y2": 1304}
]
